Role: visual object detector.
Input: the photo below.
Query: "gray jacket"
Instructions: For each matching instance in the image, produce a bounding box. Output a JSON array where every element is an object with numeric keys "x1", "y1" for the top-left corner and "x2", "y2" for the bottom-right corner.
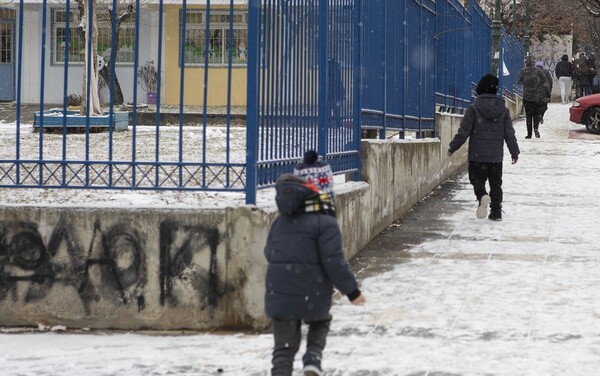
[
  {"x1": 448, "y1": 94, "x2": 520, "y2": 163},
  {"x1": 518, "y1": 66, "x2": 550, "y2": 102},
  {"x1": 264, "y1": 178, "x2": 359, "y2": 321}
]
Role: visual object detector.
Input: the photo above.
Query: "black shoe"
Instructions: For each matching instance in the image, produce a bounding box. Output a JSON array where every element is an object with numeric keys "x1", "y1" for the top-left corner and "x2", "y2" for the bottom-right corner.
[
  {"x1": 525, "y1": 135, "x2": 532, "y2": 139},
  {"x1": 534, "y1": 130, "x2": 540, "y2": 138},
  {"x1": 488, "y1": 209, "x2": 502, "y2": 221}
]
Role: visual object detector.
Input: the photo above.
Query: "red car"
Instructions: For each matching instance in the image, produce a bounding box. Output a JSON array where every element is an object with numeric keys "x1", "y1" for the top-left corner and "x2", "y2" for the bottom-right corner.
[{"x1": 569, "y1": 93, "x2": 600, "y2": 134}]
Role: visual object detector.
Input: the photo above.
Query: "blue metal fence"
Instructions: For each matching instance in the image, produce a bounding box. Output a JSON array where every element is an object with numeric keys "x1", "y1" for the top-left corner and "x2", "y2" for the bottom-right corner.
[
  {"x1": 1, "y1": 0, "x2": 522, "y2": 204},
  {"x1": 246, "y1": 0, "x2": 362, "y2": 202}
]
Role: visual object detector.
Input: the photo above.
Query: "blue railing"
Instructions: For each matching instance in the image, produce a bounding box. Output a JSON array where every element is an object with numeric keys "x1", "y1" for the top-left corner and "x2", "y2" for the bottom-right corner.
[
  {"x1": 1, "y1": 0, "x2": 522, "y2": 204},
  {"x1": 246, "y1": 0, "x2": 362, "y2": 203}
]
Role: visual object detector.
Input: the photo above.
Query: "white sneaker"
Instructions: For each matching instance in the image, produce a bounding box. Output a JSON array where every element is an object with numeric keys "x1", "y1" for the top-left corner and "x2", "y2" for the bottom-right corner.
[
  {"x1": 476, "y1": 195, "x2": 490, "y2": 219},
  {"x1": 303, "y1": 364, "x2": 324, "y2": 376}
]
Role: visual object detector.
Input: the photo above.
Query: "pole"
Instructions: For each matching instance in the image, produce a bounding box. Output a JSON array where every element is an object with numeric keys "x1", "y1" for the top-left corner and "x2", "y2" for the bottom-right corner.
[
  {"x1": 524, "y1": 0, "x2": 530, "y2": 56},
  {"x1": 492, "y1": 0, "x2": 502, "y2": 75}
]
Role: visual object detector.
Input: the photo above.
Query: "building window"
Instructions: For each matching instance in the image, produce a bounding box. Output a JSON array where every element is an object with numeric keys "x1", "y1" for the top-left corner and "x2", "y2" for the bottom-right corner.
[
  {"x1": 51, "y1": 8, "x2": 136, "y2": 65},
  {"x1": 180, "y1": 9, "x2": 248, "y2": 66}
]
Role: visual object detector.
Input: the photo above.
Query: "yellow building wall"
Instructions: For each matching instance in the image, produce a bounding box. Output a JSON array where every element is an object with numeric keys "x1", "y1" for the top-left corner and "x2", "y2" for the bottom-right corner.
[{"x1": 164, "y1": 6, "x2": 247, "y2": 107}]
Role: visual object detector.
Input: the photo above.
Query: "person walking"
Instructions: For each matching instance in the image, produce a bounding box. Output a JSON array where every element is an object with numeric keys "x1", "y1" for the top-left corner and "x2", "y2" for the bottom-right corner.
[
  {"x1": 555, "y1": 54, "x2": 574, "y2": 104},
  {"x1": 575, "y1": 52, "x2": 592, "y2": 98},
  {"x1": 264, "y1": 174, "x2": 366, "y2": 376},
  {"x1": 447, "y1": 74, "x2": 520, "y2": 221},
  {"x1": 293, "y1": 150, "x2": 335, "y2": 202},
  {"x1": 535, "y1": 60, "x2": 553, "y2": 124},
  {"x1": 518, "y1": 56, "x2": 550, "y2": 138}
]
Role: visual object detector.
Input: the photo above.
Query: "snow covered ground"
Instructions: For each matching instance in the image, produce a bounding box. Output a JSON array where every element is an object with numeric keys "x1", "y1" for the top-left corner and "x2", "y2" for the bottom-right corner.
[{"x1": 1, "y1": 102, "x2": 600, "y2": 375}]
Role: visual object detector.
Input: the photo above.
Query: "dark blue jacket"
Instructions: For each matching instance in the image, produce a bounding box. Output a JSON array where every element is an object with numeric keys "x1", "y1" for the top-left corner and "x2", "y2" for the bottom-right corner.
[
  {"x1": 264, "y1": 179, "x2": 359, "y2": 321},
  {"x1": 448, "y1": 94, "x2": 520, "y2": 162}
]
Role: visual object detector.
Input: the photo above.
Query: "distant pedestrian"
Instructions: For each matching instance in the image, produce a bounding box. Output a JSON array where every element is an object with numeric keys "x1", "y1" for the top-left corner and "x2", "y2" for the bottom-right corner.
[
  {"x1": 518, "y1": 56, "x2": 550, "y2": 138},
  {"x1": 293, "y1": 150, "x2": 335, "y2": 202},
  {"x1": 575, "y1": 52, "x2": 592, "y2": 98},
  {"x1": 535, "y1": 61, "x2": 552, "y2": 124},
  {"x1": 447, "y1": 74, "x2": 520, "y2": 221},
  {"x1": 554, "y1": 54, "x2": 574, "y2": 104},
  {"x1": 264, "y1": 174, "x2": 366, "y2": 376}
]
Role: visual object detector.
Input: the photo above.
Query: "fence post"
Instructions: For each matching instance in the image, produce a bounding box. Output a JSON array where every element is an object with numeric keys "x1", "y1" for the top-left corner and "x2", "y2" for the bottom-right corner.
[
  {"x1": 245, "y1": 0, "x2": 260, "y2": 205},
  {"x1": 318, "y1": 0, "x2": 329, "y2": 157}
]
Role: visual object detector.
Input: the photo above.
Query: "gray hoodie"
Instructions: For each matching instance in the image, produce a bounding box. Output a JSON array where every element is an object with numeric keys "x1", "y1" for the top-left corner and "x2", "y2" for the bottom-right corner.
[{"x1": 448, "y1": 94, "x2": 520, "y2": 163}]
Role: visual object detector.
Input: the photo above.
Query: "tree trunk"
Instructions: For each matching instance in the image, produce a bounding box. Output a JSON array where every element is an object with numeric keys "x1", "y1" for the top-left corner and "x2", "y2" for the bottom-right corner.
[
  {"x1": 98, "y1": 63, "x2": 125, "y2": 105},
  {"x1": 81, "y1": 0, "x2": 103, "y2": 116}
]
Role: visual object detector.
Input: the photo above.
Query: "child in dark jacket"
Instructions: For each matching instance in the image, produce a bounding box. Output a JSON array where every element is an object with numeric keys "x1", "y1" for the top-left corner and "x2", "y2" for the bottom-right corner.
[
  {"x1": 448, "y1": 74, "x2": 520, "y2": 221},
  {"x1": 264, "y1": 174, "x2": 366, "y2": 376}
]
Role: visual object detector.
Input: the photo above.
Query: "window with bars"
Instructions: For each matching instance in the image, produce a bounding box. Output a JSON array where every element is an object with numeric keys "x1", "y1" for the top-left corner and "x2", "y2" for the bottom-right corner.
[
  {"x1": 51, "y1": 8, "x2": 136, "y2": 65},
  {"x1": 1, "y1": 23, "x2": 12, "y2": 64},
  {"x1": 180, "y1": 10, "x2": 248, "y2": 66}
]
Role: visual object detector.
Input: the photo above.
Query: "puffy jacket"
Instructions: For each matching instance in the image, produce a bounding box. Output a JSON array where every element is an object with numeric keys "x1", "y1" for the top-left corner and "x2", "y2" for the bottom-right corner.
[
  {"x1": 518, "y1": 66, "x2": 550, "y2": 102},
  {"x1": 264, "y1": 176, "x2": 359, "y2": 321},
  {"x1": 448, "y1": 94, "x2": 520, "y2": 163},
  {"x1": 555, "y1": 60, "x2": 574, "y2": 78}
]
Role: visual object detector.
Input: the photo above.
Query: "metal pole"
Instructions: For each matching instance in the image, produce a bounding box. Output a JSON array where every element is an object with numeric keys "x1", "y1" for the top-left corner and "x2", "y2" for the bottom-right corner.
[
  {"x1": 492, "y1": 0, "x2": 501, "y2": 75},
  {"x1": 511, "y1": 0, "x2": 516, "y2": 35},
  {"x1": 524, "y1": 0, "x2": 530, "y2": 56}
]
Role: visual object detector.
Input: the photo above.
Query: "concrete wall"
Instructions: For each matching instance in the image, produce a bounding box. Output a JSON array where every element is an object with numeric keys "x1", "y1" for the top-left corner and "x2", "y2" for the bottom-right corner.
[{"x1": 1, "y1": 107, "x2": 520, "y2": 330}]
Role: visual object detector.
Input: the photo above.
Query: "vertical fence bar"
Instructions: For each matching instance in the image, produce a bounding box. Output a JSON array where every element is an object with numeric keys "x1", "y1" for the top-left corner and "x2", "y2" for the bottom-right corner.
[
  {"x1": 178, "y1": 1, "x2": 187, "y2": 188},
  {"x1": 156, "y1": 0, "x2": 165, "y2": 188},
  {"x1": 38, "y1": 0, "x2": 48, "y2": 185},
  {"x1": 245, "y1": 0, "x2": 260, "y2": 204},
  {"x1": 15, "y1": 0, "x2": 24, "y2": 184},
  {"x1": 61, "y1": 0, "x2": 72, "y2": 186},
  {"x1": 317, "y1": 0, "x2": 328, "y2": 156}
]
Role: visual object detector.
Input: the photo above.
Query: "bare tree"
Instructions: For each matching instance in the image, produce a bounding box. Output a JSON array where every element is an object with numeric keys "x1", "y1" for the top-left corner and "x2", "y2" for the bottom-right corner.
[{"x1": 76, "y1": 0, "x2": 134, "y2": 115}]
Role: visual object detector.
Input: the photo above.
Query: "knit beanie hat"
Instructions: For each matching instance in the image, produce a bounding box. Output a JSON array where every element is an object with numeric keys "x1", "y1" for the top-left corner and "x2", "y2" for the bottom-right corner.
[
  {"x1": 561, "y1": 54, "x2": 569, "y2": 61},
  {"x1": 475, "y1": 74, "x2": 499, "y2": 95},
  {"x1": 535, "y1": 61, "x2": 544, "y2": 68},
  {"x1": 303, "y1": 150, "x2": 319, "y2": 164}
]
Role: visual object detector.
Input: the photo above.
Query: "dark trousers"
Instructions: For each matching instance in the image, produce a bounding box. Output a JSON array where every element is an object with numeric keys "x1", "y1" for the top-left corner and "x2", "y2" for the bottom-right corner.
[
  {"x1": 271, "y1": 316, "x2": 331, "y2": 376},
  {"x1": 469, "y1": 161, "x2": 503, "y2": 210},
  {"x1": 523, "y1": 100, "x2": 541, "y2": 137}
]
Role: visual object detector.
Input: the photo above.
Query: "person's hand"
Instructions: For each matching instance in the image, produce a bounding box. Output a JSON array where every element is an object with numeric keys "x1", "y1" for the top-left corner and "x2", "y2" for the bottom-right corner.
[
  {"x1": 447, "y1": 151, "x2": 453, "y2": 158},
  {"x1": 351, "y1": 294, "x2": 366, "y2": 305},
  {"x1": 512, "y1": 158, "x2": 518, "y2": 164}
]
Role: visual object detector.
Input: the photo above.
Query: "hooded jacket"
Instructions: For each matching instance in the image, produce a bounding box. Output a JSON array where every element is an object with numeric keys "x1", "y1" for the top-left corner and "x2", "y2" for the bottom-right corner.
[
  {"x1": 264, "y1": 175, "x2": 360, "y2": 321},
  {"x1": 448, "y1": 94, "x2": 520, "y2": 163},
  {"x1": 518, "y1": 65, "x2": 551, "y2": 102}
]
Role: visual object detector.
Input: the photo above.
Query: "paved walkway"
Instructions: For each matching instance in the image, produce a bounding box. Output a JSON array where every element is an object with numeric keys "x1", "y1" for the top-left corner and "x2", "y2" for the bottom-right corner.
[{"x1": 1, "y1": 103, "x2": 600, "y2": 375}]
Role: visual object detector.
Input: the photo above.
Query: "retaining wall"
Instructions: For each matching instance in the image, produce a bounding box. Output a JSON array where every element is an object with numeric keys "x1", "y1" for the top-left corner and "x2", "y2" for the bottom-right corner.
[{"x1": 0, "y1": 105, "x2": 521, "y2": 330}]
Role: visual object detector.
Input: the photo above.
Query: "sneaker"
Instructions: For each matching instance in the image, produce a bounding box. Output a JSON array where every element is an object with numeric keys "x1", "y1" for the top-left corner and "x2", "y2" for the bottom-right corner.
[
  {"x1": 476, "y1": 195, "x2": 490, "y2": 219},
  {"x1": 525, "y1": 135, "x2": 532, "y2": 139},
  {"x1": 488, "y1": 208, "x2": 502, "y2": 221},
  {"x1": 534, "y1": 130, "x2": 540, "y2": 138},
  {"x1": 303, "y1": 352, "x2": 323, "y2": 376},
  {"x1": 303, "y1": 365, "x2": 323, "y2": 376}
]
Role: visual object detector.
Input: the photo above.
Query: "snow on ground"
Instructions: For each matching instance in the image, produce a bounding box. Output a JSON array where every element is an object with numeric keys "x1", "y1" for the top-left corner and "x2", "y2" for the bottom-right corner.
[{"x1": 1, "y1": 103, "x2": 600, "y2": 375}]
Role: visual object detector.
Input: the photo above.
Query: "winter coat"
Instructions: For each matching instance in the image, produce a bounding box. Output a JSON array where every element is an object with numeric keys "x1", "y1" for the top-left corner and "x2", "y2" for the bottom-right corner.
[
  {"x1": 264, "y1": 178, "x2": 359, "y2": 321},
  {"x1": 518, "y1": 66, "x2": 550, "y2": 102},
  {"x1": 448, "y1": 94, "x2": 520, "y2": 163},
  {"x1": 555, "y1": 60, "x2": 574, "y2": 79},
  {"x1": 540, "y1": 68, "x2": 553, "y2": 102}
]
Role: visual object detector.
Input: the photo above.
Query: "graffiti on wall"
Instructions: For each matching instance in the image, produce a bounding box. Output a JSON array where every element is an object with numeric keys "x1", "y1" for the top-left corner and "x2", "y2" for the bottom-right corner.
[
  {"x1": 0, "y1": 218, "x2": 147, "y2": 313},
  {"x1": 0, "y1": 217, "x2": 223, "y2": 314},
  {"x1": 159, "y1": 221, "x2": 221, "y2": 308}
]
